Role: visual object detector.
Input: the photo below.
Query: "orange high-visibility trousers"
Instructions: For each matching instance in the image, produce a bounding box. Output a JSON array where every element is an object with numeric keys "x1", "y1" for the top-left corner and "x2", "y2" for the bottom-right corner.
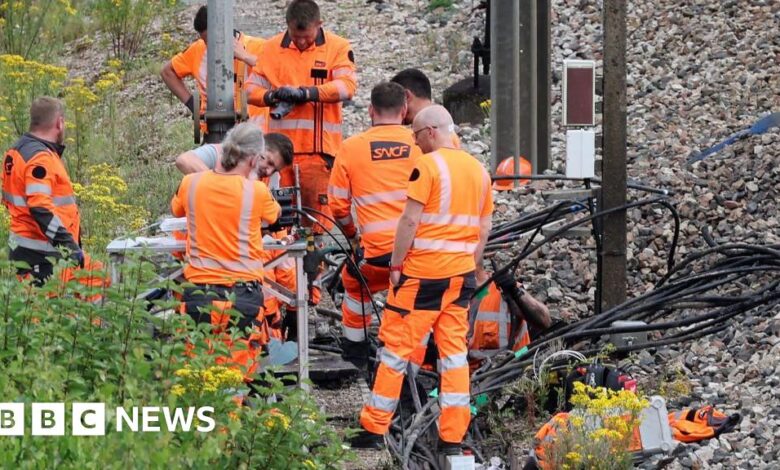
[
  {"x1": 279, "y1": 153, "x2": 333, "y2": 234},
  {"x1": 341, "y1": 260, "x2": 389, "y2": 342},
  {"x1": 360, "y1": 271, "x2": 476, "y2": 443}
]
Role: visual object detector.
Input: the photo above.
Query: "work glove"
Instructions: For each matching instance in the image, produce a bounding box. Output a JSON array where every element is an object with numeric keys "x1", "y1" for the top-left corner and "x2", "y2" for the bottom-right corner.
[
  {"x1": 184, "y1": 95, "x2": 195, "y2": 113},
  {"x1": 273, "y1": 86, "x2": 309, "y2": 103},
  {"x1": 346, "y1": 238, "x2": 364, "y2": 279},
  {"x1": 70, "y1": 250, "x2": 85, "y2": 269},
  {"x1": 494, "y1": 269, "x2": 521, "y2": 300}
]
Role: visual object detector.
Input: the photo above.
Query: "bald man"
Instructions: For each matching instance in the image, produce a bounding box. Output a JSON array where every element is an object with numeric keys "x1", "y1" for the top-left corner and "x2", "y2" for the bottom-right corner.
[{"x1": 355, "y1": 106, "x2": 493, "y2": 455}]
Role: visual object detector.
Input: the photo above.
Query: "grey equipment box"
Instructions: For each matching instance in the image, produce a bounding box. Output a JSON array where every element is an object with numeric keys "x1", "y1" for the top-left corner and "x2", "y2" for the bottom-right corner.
[
  {"x1": 609, "y1": 320, "x2": 649, "y2": 348},
  {"x1": 636, "y1": 395, "x2": 676, "y2": 456}
]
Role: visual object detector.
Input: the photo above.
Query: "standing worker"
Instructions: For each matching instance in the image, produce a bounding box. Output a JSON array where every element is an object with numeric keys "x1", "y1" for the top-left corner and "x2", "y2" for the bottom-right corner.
[
  {"x1": 171, "y1": 123, "x2": 281, "y2": 373},
  {"x1": 161, "y1": 5, "x2": 267, "y2": 140},
  {"x1": 1, "y1": 97, "x2": 96, "y2": 285},
  {"x1": 356, "y1": 106, "x2": 493, "y2": 455},
  {"x1": 327, "y1": 82, "x2": 422, "y2": 366},
  {"x1": 391, "y1": 68, "x2": 460, "y2": 148},
  {"x1": 245, "y1": 0, "x2": 357, "y2": 233}
]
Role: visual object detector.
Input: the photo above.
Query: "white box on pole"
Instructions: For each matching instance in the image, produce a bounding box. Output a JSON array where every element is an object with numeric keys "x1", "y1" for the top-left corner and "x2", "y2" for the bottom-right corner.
[{"x1": 566, "y1": 129, "x2": 596, "y2": 179}]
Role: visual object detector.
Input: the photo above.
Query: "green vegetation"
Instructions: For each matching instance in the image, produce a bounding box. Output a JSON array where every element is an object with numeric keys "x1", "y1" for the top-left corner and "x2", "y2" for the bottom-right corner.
[
  {"x1": 0, "y1": 2, "x2": 355, "y2": 467},
  {"x1": 0, "y1": 254, "x2": 352, "y2": 468},
  {"x1": 428, "y1": 0, "x2": 455, "y2": 11}
]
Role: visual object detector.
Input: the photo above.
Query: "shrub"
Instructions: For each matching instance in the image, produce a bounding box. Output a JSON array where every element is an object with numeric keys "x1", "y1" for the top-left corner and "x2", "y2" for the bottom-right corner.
[
  {"x1": 0, "y1": 253, "x2": 353, "y2": 468},
  {"x1": 0, "y1": 0, "x2": 77, "y2": 59},
  {"x1": 93, "y1": 0, "x2": 178, "y2": 61},
  {"x1": 541, "y1": 382, "x2": 648, "y2": 470}
]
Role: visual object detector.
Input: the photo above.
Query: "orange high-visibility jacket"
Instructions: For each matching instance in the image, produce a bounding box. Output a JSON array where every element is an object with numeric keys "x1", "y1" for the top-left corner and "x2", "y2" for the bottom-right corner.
[
  {"x1": 403, "y1": 148, "x2": 493, "y2": 278},
  {"x1": 2, "y1": 133, "x2": 80, "y2": 257},
  {"x1": 171, "y1": 33, "x2": 268, "y2": 128},
  {"x1": 245, "y1": 28, "x2": 357, "y2": 156},
  {"x1": 468, "y1": 282, "x2": 530, "y2": 359},
  {"x1": 171, "y1": 171, "x2": 280, "y2": 285},
  {"x1": 328, "y1": 124, "x2": 422, "y2": 258}
]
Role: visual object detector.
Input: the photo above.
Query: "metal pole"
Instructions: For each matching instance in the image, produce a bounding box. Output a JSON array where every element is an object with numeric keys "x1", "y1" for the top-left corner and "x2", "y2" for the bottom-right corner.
[
  {"x1": 600, "y1": 0, "x2": 628, "y2": 311},
  {"x1": 536, "y1": 0, "x2": 551, "y2": 172},
  {"x1": 205, "y1": 0, "x2": 235, "y2": 143},
  {"x1": 490, "y1": 0, "x2": 520, "y2": 173}
]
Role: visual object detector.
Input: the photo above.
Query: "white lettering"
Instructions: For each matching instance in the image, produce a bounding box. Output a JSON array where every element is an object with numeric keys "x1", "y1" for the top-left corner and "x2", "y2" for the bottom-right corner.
[
  {"x1": 116, "y1": 407, "x2": 139, "y2": 432},
  {"x1": 195, "y1": 407, "x2": 215, "y2": 432},
  {"x1": 142, "y1": 407, "x2": 160, "y2": 432},
  {"x1": 163, "y1": 406, "x2": 195, "y2": 432}
]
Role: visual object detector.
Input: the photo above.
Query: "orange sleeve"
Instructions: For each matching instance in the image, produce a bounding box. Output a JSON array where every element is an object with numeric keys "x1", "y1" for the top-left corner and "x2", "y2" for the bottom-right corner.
[
  {"x1": 171, "y1": 177, "x2": 186, "y2": 217},
  {"x1": 310, "y1": 40, "x2": 357, "y2": 103},
  {"x1": 170, "y1": 41, "x2": 202, "y2": 79},
  {"x1": 480, "y1": 168, "x2": 494, "y2": 218},
  {"x1": 24, "y1": 153, "x2": 79, "y2": 252},
  {"x1": 327, "y1": 141, "x2": 355, "y2": 237},
  {"x1": 406, "y1": 158, "x2": 434, "y2": 205},
  {"x1": 257, "y1": 182, "x2": 281, "y2": 224}
]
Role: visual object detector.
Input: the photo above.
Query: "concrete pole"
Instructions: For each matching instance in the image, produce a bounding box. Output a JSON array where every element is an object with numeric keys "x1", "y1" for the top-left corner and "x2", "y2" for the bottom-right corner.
[
  {"x1": 518, "y1": 0, "x2": 537, "y2": 179},
  {"x1": 205, "y1": 0, "x2": 235, "y2": 143},
  {"x1": 600, "y1": 0, "x2": 628, "y2": 310},
  {"x1": 489, "y1": 0, "x2": 520, "y2": 174},
  {"x1": 536, "y1": 0, "x2": 551, "y2": 172}
]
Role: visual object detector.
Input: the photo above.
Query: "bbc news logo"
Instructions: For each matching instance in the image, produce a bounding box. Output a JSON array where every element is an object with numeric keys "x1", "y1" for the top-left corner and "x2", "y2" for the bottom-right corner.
[{"x1": 0, "y1": 403, "x2": 216, "y2": 436}]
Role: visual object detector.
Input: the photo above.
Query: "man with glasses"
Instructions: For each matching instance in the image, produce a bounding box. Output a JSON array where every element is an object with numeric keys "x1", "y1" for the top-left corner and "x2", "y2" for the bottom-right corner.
[{"x1": 356, "y1": 106, "x2": 493, "y2": 456}]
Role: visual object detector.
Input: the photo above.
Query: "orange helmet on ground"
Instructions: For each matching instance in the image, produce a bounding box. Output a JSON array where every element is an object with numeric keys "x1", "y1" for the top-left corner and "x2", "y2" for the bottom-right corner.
[{"x1": 493, "y1": 156, "x2": 532, "y2": 190}]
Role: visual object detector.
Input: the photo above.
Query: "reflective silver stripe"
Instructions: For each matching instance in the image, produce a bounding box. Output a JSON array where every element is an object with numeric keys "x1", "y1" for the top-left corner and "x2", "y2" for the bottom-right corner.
[
  {"x1": 237, "y1": 180, "x2": 254, "y2": 262},
  {"x1": 197, "y1": 51, "x2": 207, "y2": 96},
  {"x1": 332, "y1": 67, "x2": 354, "y2": 78},
  {"x1": 440, "y1": 352, "x2": 468, "y2": 372},
  {"x1": 8, "y1": 232, "x2": 57, "y2": 253},
  {"x1": 53, "y1": 195, "x2": 76, "y2": 206},
  {"x1": 420, "y1": 213, "x2": 480, "y2": 227},
  {"x1": 479, "y1": 169, "x2": 491, "y2": 215},
  {"x1": 431, "y1": 152, "x2": 452, "y2": 213},
  {"x1": 420, "y1": 331, "x2": 431, "y2": 345},
  {"x1": 25, "y1": 183, "x2": 51, "y2": 196},
  {"x1": 328, "y1": 185, "x2": 350, "y2": 199},
  {"x1": 323, "y1": 121, "x2": 342, "y2": 134},
  {"x1": 512, "y1": 320, "x2": 529, "y2": 349},
  {"x1": 3, "y1": 192, "x2": 26, "y2": 207},
  {"x1": 354, "y1": 190, "x2": 407, "y2": 207},
  {"x1": 334, "y1": 80, "x2": 350, "y2": 100},
  {"x1": 246, "y1": 73, "x2": 271, "y2": 89},
  {"x1": 45, "y1": 216, "x2": 64, "y2": 239},
  {"x1": 440, "y1": 392, "x2": 470, "y2": 408},
  {"x1": 379, "y1": 348, "x2": 408, "y2": 374},
  {"x1": 412, "y1": 238, "x2": 477, "y2": 254},
  {"x1": 361, "y1": 219, "x2": 398, "y2": 234},
  {"x1": 336, "y1": 215, "x2": 354, "y2": 226},
  {"x1": 186, "y1": 172, "x2": 205, "y2": 258},
  {"x1": 344, "y1": 294, "x2": 373, "y2": 316},
  {"x1": 343, "y1": 325, "x2": 366, "y2": 342},
  {"x1": 189, "y1": 256, "x2": 264, "y2": 272},
  {"x1": 269, "y1": 119, "x2": 315, "y2": 130},
  {"x1": 367, "y1": 393, "x2": 398, "y2": 413},
  {"x1": 408, "y1": 362, "x2": 421, "y2": 378}
]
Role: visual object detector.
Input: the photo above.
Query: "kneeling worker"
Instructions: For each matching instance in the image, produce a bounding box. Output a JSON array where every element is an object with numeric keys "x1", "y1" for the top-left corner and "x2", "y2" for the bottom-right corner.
[
  {"x1": 327, "y1": 81, "x2": 422, "y2": 365},
  {"x1": 171, "y1": 123, "x2": 281, "y2": 372},
  {"x1": 469, "y1": 269, "x2": 551, "y2": 368}
]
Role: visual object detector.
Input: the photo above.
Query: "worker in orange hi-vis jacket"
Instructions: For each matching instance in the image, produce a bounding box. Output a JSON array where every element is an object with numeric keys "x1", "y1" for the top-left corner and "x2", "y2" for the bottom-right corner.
[
  {"x1": 161, "y1": 5, "x2": 268, "y2": 140},
  {"x1": 245, "y1": 0, "x2": 357, "y2": 234},
  {"x1": 327, "y1": 82, "x2": 423, "y2": 367},
  {"x1": 171, "y1": 123, "x2": 281, "y2": 378},
  {"x1": 391, "y1": 68, "x2": 460, "y2": 148},
  {"x1": 2, "y1": 96, "x2": 108, "y2": 299},
  {"x1": 354, "y1": 106, "x2": 493, "y2": 454}
]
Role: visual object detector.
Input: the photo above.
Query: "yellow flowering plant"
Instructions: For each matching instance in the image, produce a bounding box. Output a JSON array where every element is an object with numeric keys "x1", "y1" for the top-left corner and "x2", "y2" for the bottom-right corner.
[
  {"x1": 543, "y1": 382, "x2": 649, "y2": 470},
  {"x1": 0, "y1": 0, "x2": 77, "y2": 59}
]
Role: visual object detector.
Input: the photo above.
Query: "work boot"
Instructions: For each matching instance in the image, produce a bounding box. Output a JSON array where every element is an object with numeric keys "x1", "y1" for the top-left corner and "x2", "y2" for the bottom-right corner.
[
  {"x1": 438, "y1": 439, "x2": 463, "y2": 456},
  {"x1": 340, "y1": 338, "x2": 371, "y2": 370},
  {"x1": 349, "y1": 429, "x2": 384, "y2": 449}
]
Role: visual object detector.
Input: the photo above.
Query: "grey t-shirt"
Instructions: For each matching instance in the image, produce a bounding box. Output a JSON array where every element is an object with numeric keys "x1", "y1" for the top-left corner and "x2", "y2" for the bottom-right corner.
[{"x1": 192, "y1": 144, "x2": 219, "y2": 170}]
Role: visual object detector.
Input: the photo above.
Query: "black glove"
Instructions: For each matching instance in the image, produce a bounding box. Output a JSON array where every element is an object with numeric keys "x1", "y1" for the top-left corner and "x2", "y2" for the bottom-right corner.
[
  {"x1": 184, "y1": 95, "x2": 195, "y2": 113},
  {"x1": 273, "y1": 86, "x2": 308, "y2": 103},
  {"x1": 494, "y1": 269, "x2": 520, "y2": 299},
  {"x1": 70, "y1": 250, "x2": 85, "y2": 269}
]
